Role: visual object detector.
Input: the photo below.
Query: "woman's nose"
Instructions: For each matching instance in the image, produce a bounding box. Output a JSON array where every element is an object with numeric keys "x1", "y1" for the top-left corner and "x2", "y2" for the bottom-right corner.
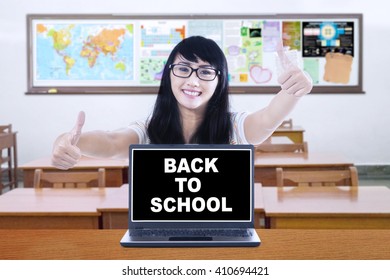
[{"x1": 186, "y1": 71, "x2": 200, "y2": 86}]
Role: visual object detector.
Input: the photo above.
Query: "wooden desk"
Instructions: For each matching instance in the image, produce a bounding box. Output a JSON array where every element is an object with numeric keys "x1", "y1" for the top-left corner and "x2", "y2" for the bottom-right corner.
[
  {"x1": 0, "y1": 229, "x2": 389, "y2": 259},
  {"x1": 19, "y1": 156, "x2": 128, "y2": 187},
  {"x1": 0, "y1": 187, "x2": 120, "y2": 229},
  {"x1": 254, "y1": 152, "x2": 354, "y2": 185},
  {"x1": 0, "y1": 183, "x2": 264, "y2": 230},
  {"x1": 263, "y1": 186, "x2": 390, "y2": 229},
  {"x1": 271, "y1": 125, "x2": 305, "y2": 143},
  {"x1": 97, "y1": 184, "x2": 266, "y2": 229}
]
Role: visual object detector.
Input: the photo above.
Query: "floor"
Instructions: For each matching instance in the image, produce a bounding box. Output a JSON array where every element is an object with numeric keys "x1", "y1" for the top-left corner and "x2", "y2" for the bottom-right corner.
[
  {"x1": 359, "y1": 178, "x2": 390, "y2": 188},
  {"x1": 357, "y1": 165, "x2": 390, "y2": 188}
]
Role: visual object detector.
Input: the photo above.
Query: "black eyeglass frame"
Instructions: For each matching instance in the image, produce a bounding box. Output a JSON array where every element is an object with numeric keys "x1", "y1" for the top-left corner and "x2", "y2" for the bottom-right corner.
[{"x1": 169, "y1": 64, "x2": 221, "y2": 81}]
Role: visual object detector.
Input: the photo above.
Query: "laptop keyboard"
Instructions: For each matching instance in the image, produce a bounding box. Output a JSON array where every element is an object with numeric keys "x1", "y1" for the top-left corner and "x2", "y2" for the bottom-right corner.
[{"x1": 130, "y1": 228, "x2": 252, "y2": 238}]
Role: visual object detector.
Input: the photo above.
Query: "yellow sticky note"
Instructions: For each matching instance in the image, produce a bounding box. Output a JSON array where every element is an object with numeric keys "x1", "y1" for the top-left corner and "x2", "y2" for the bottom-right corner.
[{"x1": 239, "y1": 73, "x2": 248, "y2": 83}]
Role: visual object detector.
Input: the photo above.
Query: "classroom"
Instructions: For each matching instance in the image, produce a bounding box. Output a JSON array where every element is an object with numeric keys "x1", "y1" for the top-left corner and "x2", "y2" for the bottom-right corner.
[{"x1": 0, "y1": 0, "x2": 390, "y2": 275}]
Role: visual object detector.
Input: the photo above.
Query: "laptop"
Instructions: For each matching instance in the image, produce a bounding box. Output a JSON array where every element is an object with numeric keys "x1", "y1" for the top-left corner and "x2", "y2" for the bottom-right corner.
[{"x1": 120, "y1": 144, "x2": 260, "y2": 247}]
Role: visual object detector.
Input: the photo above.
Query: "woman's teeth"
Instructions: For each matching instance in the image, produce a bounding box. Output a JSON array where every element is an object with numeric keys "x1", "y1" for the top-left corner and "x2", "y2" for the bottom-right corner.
[{"x1": 183, "y1": 90, "x2": 201, "y2": 96}]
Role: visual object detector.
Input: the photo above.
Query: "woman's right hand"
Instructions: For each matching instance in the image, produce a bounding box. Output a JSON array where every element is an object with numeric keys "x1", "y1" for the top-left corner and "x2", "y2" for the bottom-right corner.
[{"x1": 51, "y1": 111, "x2": 85, "y2": 170}]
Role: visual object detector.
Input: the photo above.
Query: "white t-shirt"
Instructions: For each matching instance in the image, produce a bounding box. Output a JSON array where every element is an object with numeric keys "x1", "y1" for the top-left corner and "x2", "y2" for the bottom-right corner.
[{"x1": 128, "y1": 111, "x2": 249, "y2": 144}]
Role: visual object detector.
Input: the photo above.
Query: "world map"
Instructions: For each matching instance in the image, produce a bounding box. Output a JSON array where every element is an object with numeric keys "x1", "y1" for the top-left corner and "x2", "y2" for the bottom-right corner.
[{"x1": 35, "y1": 23, "x2": 134, "y2": 83}]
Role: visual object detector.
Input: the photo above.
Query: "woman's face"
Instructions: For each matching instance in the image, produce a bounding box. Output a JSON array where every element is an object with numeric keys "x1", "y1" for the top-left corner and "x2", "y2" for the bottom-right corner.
[{"x1": 170, "y1": 55, "x2": 219, "y2": 115}]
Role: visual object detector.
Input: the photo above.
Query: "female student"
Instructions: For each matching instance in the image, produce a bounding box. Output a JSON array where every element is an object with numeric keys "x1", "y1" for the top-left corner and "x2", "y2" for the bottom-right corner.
[{"x1": 52, "y1": 36, "x2": 312, "y2": 170}]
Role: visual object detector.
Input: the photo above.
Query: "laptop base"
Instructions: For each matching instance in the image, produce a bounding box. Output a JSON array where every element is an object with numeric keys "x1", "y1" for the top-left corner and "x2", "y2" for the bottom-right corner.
[{"x1": 120, "y1": 230, "x2": 261, "y2": 247}]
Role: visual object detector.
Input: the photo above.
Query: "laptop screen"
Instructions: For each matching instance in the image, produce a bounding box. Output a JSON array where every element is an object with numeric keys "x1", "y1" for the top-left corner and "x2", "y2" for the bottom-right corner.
[{"x1": 129, "y1": 144, "x2": 253, "y2": 224}]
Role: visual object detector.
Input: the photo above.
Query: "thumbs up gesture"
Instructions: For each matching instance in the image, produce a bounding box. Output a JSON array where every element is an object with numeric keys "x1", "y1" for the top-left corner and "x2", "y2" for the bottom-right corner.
[
  {"x1": 51, "y1": 111, "x2": 85, "y2": 170},
  {"x1": 276, "y1": 42, "x2": 313, "y2": 97}
]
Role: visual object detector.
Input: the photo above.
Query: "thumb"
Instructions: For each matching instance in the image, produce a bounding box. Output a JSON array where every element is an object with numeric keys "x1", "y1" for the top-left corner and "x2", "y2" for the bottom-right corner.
[
  {"x1": 276, "y1": 40, "x2": 294, "y2": 72},
  {"x1": 70, "y1": 111, "x2": 85, "y2": 145}
]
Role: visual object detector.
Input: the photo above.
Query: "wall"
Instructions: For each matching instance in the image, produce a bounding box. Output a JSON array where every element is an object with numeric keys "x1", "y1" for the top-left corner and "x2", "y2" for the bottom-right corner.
[{"x1": 1, "y1": 0, "x2": 389, "y2": 166}]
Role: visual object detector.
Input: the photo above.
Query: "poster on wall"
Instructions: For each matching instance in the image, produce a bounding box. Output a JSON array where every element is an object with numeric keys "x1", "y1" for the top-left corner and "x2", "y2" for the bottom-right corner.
[{"x1": 27, "y1": 14, "x2": 363, "y2": 94}]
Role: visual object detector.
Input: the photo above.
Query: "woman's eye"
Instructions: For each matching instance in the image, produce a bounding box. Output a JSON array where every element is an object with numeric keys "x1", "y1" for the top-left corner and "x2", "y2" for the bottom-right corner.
[
  {"x1": 199, "y1": 69, "x2": 213, "y2": 75},
  {"x1": 178, "y1": 67, "x2": 190, "y2": 73}
]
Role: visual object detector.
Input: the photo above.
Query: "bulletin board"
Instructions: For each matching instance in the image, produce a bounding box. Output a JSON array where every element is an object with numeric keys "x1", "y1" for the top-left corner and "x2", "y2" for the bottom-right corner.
[{"x1": 26, "y1": 14, "x2": 363, "y2": 94}]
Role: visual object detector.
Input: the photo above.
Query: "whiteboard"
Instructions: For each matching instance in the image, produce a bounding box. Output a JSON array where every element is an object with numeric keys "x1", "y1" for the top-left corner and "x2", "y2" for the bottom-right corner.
[{"x1": 26, "y1": 14, "x2": 363, "y2": 94}]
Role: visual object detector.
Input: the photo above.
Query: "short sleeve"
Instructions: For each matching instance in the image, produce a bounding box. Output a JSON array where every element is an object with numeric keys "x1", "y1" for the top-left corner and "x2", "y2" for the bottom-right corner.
[
  {"x1": 230, "y1": 112, "x2": 249, "y2": 144},
  {"x1": 128, "y1": 120, "x2": 150, "y2": 144}
]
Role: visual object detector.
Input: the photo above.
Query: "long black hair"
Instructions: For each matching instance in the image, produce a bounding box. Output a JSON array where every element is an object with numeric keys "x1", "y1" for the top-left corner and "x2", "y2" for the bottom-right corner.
[{"x1": 147, "y1": 36, "x2": 232, "y2": 144}]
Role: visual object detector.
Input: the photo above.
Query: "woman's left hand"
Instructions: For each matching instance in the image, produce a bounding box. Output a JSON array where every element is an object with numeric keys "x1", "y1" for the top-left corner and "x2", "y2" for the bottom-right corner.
[{"x1": 276, "y1": 43, "x2": 313, "y2": 97}]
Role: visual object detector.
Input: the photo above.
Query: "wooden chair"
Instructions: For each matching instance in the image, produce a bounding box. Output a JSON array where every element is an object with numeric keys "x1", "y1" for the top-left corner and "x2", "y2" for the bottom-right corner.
[
  {"x1": 33, "y1": 168, "x2": 106, "y2": 188},
  {"x1": 256, "y1": 141, "x2": 308, "y2": 153},
  {"x1": 276, "y1": 166, "x2": 359, "y2": 187},
  {"x1": 1, "y1": 124, "x2": 18, "y2": 193}
]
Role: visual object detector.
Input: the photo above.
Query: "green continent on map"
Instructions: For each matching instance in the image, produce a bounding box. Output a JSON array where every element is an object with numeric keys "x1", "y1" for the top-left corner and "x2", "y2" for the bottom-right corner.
[
  {"x1": 115, "y1": 61, "x2": 126, "y2": 71},
  {"x1": 48, "y1": 25, "x2": 75, "y2": 51}
]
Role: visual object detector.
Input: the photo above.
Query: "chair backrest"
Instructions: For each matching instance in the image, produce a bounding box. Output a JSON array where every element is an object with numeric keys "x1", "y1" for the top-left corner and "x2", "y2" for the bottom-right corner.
[
  {"x1": 0, "y1": 124, "x2": 12, "y2": 134},
  {"x1": 256, "y1": 142, "x2": 308, "y2": 153},
  {"x1": 33, "y1": 168, "x2": 106, "y2": 188},
  {"x1": 279, "y1": 118, "x2": 293, "y2": 128},
  {"x1": 276, "y1": 166, "x2": 359, "y2": 187},
  {"x1": 0, "y1": 125, "x2": 18, "y2": 193},
  {"x1": 0, "y1": 133, "x2": 15, "y2": 150}
]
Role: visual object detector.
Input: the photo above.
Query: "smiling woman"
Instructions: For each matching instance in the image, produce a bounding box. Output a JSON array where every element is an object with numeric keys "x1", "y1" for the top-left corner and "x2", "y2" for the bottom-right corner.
[
  {"x1": 51, "y1": 36, "x2": 313, "y2": 170},
  {"x1": 147, "y1": 36, "x2": 231, "y2": 145}
]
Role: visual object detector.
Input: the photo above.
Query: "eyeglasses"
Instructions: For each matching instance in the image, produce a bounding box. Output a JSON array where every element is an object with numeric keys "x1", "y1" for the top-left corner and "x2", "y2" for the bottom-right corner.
[{"x1": 169, "y1": 64, "x2": 220, "y2": 81}]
